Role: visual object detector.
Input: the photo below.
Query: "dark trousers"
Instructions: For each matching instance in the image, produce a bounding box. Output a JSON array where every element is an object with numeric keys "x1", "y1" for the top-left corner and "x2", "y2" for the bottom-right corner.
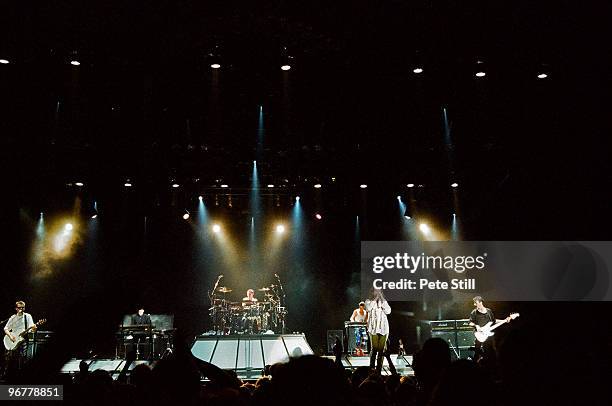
[
  {"x1": 474, "y1": 337, "x2": 497, "y2": 371},
  {"x1": 3, "y1": 344, "x2": 28, "y2": 379},
  {"x1": 369, "y1": 334, "x2": 387, "y2": 372}
]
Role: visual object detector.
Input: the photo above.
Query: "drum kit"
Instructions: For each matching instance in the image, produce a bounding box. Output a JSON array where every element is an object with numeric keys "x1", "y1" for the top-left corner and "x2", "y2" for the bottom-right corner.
[{"x1": 209, "y1": 285, "x2": 287, "y2": 335}]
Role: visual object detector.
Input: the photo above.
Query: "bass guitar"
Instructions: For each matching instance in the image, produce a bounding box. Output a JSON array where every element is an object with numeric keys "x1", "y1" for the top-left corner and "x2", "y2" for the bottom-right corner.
[
  {"x1": 3, "y1": 319, "x2": 47, "y2": 351},
  {"x1": 474, "y1": 313, "x2": 519, "y2": 342}
]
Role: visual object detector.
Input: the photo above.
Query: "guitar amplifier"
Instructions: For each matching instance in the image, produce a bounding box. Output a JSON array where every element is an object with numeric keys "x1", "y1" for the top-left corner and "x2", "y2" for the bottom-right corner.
[
  {"x1": 430, "y1": 320, "x2": 456, "y2": 331},
  {"x1": 431, "y1": 330, "x2": 457, "y2": 348},
  {"x1": 26, "y1": 331, "x2": 54, "y2": 358},
  {"x1": 456, "y1": 330, "x2": 474, "y2": 347},
  {"x1": 327, "y1": 330, "x2": 344, "y2": 354},
  {"x1": 455, "y1": 319, "x2": 473, "y2": 330}
]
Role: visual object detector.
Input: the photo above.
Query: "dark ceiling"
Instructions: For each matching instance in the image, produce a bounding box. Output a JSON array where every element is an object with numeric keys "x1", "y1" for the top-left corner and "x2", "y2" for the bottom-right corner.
[{"x1": 1, "y1": 0, "x2": 610, "y2": 238}]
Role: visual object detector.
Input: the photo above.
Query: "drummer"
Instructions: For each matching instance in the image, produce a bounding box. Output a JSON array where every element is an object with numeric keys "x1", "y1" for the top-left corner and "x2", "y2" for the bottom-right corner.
[{"x1": 242, "y1": 288, "x2": 258, "y2": 306}]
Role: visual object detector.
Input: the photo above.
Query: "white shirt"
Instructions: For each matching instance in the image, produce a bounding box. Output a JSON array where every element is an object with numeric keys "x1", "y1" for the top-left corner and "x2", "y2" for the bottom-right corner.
[
  {"x1": 351, "y1": 309, "x2": 367, "y2": 322},
  {"x1": 4, "y1": 312, "x2": 35, "y2": 337},
  {"x1": 365, "y1": 299, "x2": 391, "y2": 336}
]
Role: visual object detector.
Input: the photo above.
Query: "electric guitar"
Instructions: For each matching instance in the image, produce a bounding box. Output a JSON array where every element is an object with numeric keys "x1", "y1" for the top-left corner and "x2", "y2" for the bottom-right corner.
[
  {"x1": 474, "y1": 313, "x2": 519, "y2": 342},
  {"x1": 3, "y1": 319, "x2": 47, "y2": 351}
]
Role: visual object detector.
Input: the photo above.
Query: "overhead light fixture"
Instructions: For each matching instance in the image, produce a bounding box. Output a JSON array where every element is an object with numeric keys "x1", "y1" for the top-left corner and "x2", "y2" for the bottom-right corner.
[
  {"x1": 295, "y1": 196, "x2": 300, "y2": 201},
  {"x1": 124, "y1": 182, "x2": 132, "y2": 187},
  {"x1": 275, "y1": 224, "x2": 285, "y2": 234},
  {"x1": 172, "y1": 183, "x2": 180, "y2": 188},
  {"x1": 0, "y1": 59, "x2": 9, "y2": 64},
  {"x1": 407, "y1": 183, "x2": 415, "y2": 188},
  {"x1": 475, "y1": 71, "x2": 486, "y2": 77},
  {"x1": 267, "y1": 184, "x2": 275, "y2": 188},
  {"x1": 211, "y1": 63, "x2": 221, "y2": 69},
  {"x1": 314, "y1": 184, "x2": 322, "y2": 189},
  {"x1": 75, "y1": 182, "x2": 84, "y2": 187},
  {"x1": 212, "y1": 224, "x2": 221, "y2": 233},
  {"x1": 220, "y1": 184, "x2": 229, "y2": 188},
  {"x1": 182, "y1": 210, "x2": 190, "y2": 220},
  {"x1": 413, "y1": 67, "x2": 423, "y2": 74},
  {"x1": 281, "y1": 64, "x2": 291, "y2": 71},
  {"x1": 537, "y1": 73, "x2": 548, "y2": 79},
  {"x1": 360, "y1": 184, "x2": 368, "y2": 189},
  {"x1": 315, "y1": 213, "x2": 322, "y2": 220},
  {"x1": 451, "y1": 182, "x2": 459, "y2": 188},
  {"x1": 198, "y1": 195, "x2": 203, "y2": 201}
]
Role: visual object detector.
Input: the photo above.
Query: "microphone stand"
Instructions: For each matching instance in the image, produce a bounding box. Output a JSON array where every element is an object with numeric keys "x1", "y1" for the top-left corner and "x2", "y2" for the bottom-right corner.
[{"x1": 274, "y1": 274, "x2": 286, "y2": 334}]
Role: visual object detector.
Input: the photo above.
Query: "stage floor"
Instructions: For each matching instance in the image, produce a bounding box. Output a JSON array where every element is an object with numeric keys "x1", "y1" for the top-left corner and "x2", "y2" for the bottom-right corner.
[{"x1": 322, "y1": 354, "x2": 414, "y2": 376}]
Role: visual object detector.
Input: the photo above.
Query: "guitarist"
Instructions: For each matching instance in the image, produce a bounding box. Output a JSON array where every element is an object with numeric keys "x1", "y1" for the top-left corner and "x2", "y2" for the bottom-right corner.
[
  {"x1": 3, "y1": 300, "x2": 37, "y2": 373},
  {"x1": 468, "y1": 296, "x2": 511, "y2": 368}
]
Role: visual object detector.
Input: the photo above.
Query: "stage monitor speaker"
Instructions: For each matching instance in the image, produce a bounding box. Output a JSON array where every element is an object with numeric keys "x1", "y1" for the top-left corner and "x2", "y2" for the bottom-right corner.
[{"x1": 327, "y1": 330, "x2": 344, "y2": 354}]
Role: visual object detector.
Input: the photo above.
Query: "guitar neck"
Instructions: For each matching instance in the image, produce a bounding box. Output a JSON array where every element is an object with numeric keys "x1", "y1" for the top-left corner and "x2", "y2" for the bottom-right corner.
[{"x1": 487, "y1": 319, "x2": 508, "y2": 332}]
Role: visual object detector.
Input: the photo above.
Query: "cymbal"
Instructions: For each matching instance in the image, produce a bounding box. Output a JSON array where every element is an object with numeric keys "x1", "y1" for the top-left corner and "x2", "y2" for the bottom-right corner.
[
  {"x1": 217, "y1": 287, "x2": 232, "y2": 293},
  {"x1": 258, "y1": 287, "x2": 270, "y2": 291}
]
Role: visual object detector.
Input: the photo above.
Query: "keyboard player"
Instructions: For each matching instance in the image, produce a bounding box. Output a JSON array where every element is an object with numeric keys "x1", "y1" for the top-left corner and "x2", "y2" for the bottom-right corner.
[
  {"x1": 132, "y1": 307, "x2": 152, "y2": 326},
  {"x1": 349, "y1": 302, "x2": 368, "y2": 355}
]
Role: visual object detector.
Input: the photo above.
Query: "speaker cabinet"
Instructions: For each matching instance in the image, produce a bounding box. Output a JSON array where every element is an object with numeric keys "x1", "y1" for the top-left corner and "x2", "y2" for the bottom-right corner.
[
  {"x1": 327, "y1": 330, "x2": 344, "y2": 354},
  {"x1": 431, "y1": 330, "x2": 457, "y2": 348},
  {"x1": 457, "y1": 330, "x2": 475, "y2": 347}
]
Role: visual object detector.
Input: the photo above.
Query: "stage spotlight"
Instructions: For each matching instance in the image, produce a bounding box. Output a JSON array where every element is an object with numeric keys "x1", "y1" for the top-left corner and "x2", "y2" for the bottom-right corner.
[
  {"x1": 64, "y1": 223, "x2": 73, "y2": 232},
  {"x1": 212, "y1": 224, "x2": 221, "y2": 233},
  {"x1": 295, "y1": 196, "x2": 300, "y2": 201},
  {"x1": 220, "y1": 184, "x2": 229, "y2": 188},
  {"x1": 124, "y1": 181, "x2": 133, "y2": 187},
  {"x1": 407, "y1": 183, "x2": 415, "y2": 188},
  {"x1": 451, "y1": 182, "x2": 459, "y2": 188},
  {"x1": 475, "y1": 71, "x2": 486, "y2": 77},
  {"x1": 91, "y1": 214, "x2": 98, "y2": 219},
  {"x1": 198, "y1": 195, "x2": 203, "y2": 201},
  {"x1": 75, "y1": 182, "x2": 84, "y2": 187},
  {"x1": 70, "y1": 60, "x2": 80, "y2": 66},
  {"x1": 419, "y1": 223, "x2": 430, "y2": 234},
  {"x1": 0, "y1": 59, "x2": 9, "y2": 64},
  {"x1": 360, "y1": 184, "x2": 368, "y2": 189},
  {"x1": 315, "y1": 213, "x2": 322, "y2": 220},
  {"x1": 404, "y1": 215, "x2": 411, "y2": 220},
  {"x1": 275, "y1": 224, "x2": 286, "y2": 234},
  {"x1": 172, "y1": 183, "x2": 180, "y2": 188},
  {"x1": 537, "y1": 73, "x2": 548, "y2": 79},
  {"x1": 397, "y1": 195, "x2": 401, "y2": 200},
  {"x1": 281, "y1": 64, "x2": 291, "y2": 71},
  {"x1": 267, "y1": 184, "x2": 275, "y2": 188},
  {"x1": 413, "y1": 67, "x2": 423, "y2": 74},
  {"x1": 210, "y1": 63, "x2": 221, "y2": 69},
  {"x1": 182, "y1": 210, "x2": 190, "y2": 220},
  {"x1": 314, "y1": 184, "x2": 322, "y2": 189}
]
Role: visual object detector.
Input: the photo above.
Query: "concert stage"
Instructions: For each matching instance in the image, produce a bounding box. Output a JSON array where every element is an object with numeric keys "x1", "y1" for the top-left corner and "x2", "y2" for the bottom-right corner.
[
  {"x1": 61, "y1": 359, "x2": 155, "y2": 377},
  {"x1": 322, "y1": 354, "x2": 415, "y2": 376},
  {"x1": 191, "y1": 334, "x2": 313, "y2": 379}
]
